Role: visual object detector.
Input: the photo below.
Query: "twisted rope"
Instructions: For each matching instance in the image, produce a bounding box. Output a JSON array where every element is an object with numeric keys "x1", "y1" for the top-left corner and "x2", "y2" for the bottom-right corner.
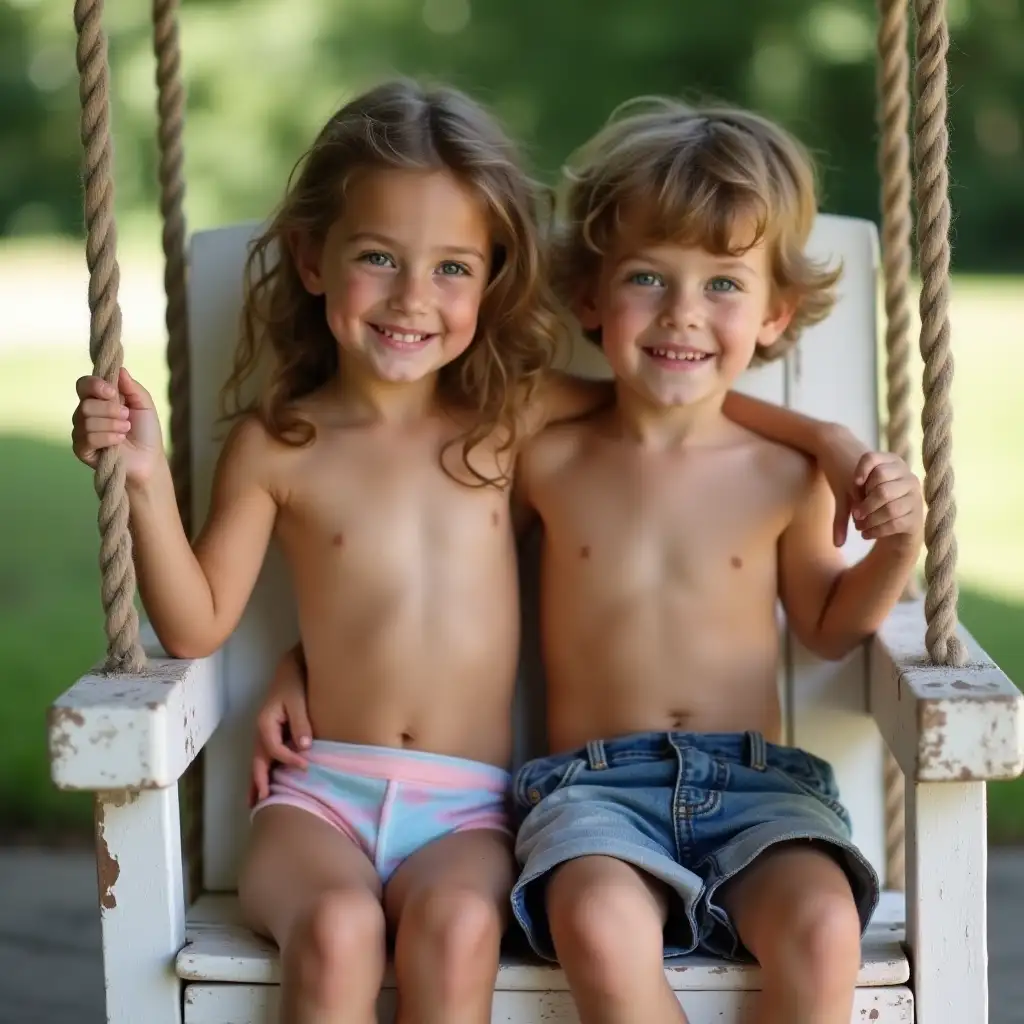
[
  {"x1": 876, "y1": 0, "x2": 914, "y2": 893},
  {"x1": 152, "y1": 0, "x2": 203, "y2": 901},
  {"x1": 912, "y1": 0, "x2": 968, "y2": 667},
  {"x1": 75, "y1": 0, "x2": 145, "y2": 674}
]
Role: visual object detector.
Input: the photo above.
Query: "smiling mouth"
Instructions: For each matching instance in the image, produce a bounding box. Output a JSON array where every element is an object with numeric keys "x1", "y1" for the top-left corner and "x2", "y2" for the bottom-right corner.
[
  {"x1": 369, "y1": 323, "x2": 437, "y2": 348},
  {"x1": 642, "y1": 346, "x2": 713, "y2": 368}
]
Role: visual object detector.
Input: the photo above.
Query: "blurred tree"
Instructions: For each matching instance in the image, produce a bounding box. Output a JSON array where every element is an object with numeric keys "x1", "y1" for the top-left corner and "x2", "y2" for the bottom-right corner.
[{"x1": 1, "y1": 0, "x2": 1021, "y2": 270}]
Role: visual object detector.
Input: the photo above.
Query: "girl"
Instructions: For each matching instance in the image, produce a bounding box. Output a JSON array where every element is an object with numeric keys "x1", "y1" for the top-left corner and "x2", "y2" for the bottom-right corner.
[{"x1": 72, "y1": 79, "x2": 869, "y2": 1024}]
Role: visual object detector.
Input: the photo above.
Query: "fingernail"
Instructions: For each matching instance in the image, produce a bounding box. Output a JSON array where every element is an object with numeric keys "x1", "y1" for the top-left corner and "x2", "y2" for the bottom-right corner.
[
  {"x1": 298, "y1": 736, "x2": 311, "y2": 748},
  {"x1": 120, "y1": 407, "x2": 129, "y2": 418}
]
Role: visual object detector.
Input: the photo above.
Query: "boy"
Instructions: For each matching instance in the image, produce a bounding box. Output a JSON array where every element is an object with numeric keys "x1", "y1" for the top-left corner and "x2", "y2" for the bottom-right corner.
[{"x1": 508, "y1": 100, "x2": 922, "y2": 1024}]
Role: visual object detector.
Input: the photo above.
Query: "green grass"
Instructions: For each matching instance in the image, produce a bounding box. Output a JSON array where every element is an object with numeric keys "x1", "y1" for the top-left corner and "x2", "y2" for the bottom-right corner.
[{"x1": 2, "y1": 258, "x2": 1023, "y2": 842}]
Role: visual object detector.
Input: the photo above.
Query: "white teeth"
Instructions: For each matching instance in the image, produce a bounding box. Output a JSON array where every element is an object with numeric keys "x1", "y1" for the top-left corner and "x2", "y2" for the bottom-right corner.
[
  {"x1": 648, "y1": 348, "x2": 708, "y2": 361},
  {"x1": 379, "y1": 327, "x2": 428, "y2": 344}
]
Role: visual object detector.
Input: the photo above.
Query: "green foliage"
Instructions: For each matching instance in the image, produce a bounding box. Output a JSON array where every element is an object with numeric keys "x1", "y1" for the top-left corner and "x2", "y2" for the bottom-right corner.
[{"x1": 1, "y1": 0, "x2": 1022, "y2": 268}]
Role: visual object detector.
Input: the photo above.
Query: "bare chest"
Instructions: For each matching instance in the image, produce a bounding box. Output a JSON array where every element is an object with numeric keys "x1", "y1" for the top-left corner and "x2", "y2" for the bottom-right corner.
[
  {"x1": 537, "y1": 446, "x2": 796, "y2": 586},
  {"x1": 276, "y1": 429, "x2": 511, "y2": 574}
]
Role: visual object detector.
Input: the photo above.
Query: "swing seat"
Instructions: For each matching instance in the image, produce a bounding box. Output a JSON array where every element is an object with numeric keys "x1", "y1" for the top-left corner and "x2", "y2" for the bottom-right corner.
[{"x1": 47, "y1": 215, "x2": 1023, "y2": 1024}]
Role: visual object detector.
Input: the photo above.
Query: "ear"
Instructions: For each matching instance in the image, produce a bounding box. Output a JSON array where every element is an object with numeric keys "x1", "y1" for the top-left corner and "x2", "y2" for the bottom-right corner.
[
  {"x1": 756, "y1": 293, "x2": 796, "y2": 351},
  {"x1": 290, "y1": 230, "x2": 326, "y2": 296},
  {"x1": 574, "y1": 289, "x2": 602, "y2": 332}
]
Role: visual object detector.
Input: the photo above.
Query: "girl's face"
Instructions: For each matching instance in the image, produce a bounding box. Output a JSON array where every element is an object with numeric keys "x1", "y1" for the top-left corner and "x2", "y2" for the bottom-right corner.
[{"x1": 297, "y1": 168, "x2": 492, "y2": 385}]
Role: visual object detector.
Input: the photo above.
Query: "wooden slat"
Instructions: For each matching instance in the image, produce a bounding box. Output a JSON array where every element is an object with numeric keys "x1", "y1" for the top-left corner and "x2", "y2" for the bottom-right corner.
[
  {"x1": 184, "y1": 982, "x2": 914, "y2": 1023},
  {"x1": 871, "y1": 599, "x2": 1024, "y2": 781},
  {"x1": 48, "y1": 648, "x2": 225, "y2": 791},
  {"x1": 177, "y1": 893, "x2": 909, "y2": 990}
]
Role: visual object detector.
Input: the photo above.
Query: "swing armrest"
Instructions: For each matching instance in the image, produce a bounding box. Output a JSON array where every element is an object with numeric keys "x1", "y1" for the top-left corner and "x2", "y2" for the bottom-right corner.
[
  {"x1": 48, "y1": 626, "x2": 226, "y2": 791},
  {"x1": 869, "y1": 598, "x2": 1024, "y2": 781}
]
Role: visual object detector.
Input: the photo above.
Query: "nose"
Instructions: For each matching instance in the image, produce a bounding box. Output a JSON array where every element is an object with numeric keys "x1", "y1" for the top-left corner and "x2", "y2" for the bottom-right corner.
[
  {"x1": 389, "y1": 268, "x2": 431, "y2": 316},
  {"x1": 659, "y1": 283, "x2": 704, "y2": 331}
]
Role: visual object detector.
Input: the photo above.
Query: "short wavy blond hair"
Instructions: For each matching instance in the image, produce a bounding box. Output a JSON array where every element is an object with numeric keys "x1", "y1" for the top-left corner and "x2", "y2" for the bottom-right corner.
[{"x1": 552, "y1": 98, "x2": 841, "y2": 362}]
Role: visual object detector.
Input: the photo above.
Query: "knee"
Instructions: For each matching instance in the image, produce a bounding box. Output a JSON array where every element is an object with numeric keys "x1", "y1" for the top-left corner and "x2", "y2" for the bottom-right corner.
[
  {"x1": 547, "y1": 870, "x2": 662, "y2": 997},
  {"x1": 286, "y1": 888, "x2": 386, "y2": 1003},
  {"x1": 404, "y1": 886, "x2": 504, "y2": 987},
  {"x1": 771, "y1": 891, "x2": 862, "y2": 994},
  {"x1": 399, "y1": 886, "x2": 503, "y2": 996}
]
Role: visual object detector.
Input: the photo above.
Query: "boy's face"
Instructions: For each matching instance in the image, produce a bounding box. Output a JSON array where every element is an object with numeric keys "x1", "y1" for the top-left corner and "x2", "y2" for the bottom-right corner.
[{"x1": 579, "y1": 221, "x2": 793, "y2": 409}]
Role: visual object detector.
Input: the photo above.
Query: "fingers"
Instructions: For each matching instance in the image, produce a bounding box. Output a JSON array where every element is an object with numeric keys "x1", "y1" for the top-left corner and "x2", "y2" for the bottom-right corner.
[
  {"x1": 75, "y1": 370, "x2": 153, "y2": 410},
  {"x1": 832, "y1": 492, "x2": 851, "y2": 548},
  {"x1": 118, "y1": 367, "x2": 155, "y2": 410},
  {"x1": 250, "y1": 754, "x2": 270, "y2": 806},
  {"x1": 861, "y1": 512, "x2": 919, "y2": 541},
  {"x1": 284, "y1": 696, "x2": 313, "y2": 752},
  {"x1": 256, "y1": 708, "x2": 309, "y2": 771},
  {"x1": 855, "y1": 495, "x2": 920, "y2": 533}
]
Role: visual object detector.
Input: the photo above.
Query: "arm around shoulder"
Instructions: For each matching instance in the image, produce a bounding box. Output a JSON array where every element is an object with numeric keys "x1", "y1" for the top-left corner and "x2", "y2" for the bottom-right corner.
[{"x1": 778, "y1": 453, "x2": 923, "y2": 661}]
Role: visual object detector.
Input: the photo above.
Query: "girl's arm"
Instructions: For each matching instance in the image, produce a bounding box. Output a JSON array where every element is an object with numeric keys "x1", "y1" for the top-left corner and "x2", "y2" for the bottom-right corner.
[
  {"x1": 779, "y1": 453, "x2": 924, "y2": 660},
  {"x1": 130, "y1": 416, "x2": 278, "y2": 658},
  {"x1": 72, "y1": 370, "x2": 278, "y2": 658},
  {"x1": 722, "y1": 391, "x2": 872, "y2": 546}
]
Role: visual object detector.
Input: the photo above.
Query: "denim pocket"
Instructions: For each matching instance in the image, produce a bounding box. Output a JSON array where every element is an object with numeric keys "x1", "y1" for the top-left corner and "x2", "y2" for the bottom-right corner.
[{"x1": 514, "y1": 755, "x2": 587, "y2": 810}]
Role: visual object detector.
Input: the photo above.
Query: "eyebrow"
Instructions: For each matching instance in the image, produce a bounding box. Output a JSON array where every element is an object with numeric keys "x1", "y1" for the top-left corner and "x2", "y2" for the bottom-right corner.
[
  {"x1": 347, "y1": 232, "x2": 487, "y2": 262},
  {"x1": 618, "y1": 250, "x2": 757, "y2": 275}
]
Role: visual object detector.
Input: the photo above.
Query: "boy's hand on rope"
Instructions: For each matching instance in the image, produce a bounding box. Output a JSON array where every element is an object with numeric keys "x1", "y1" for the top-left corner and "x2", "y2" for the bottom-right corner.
[
  {"x1": 851, "y1": 452, "x2": 924, "y2": 545},
  {"x1": 72, "y1": 368, "x2": 164, "y2": 484}
]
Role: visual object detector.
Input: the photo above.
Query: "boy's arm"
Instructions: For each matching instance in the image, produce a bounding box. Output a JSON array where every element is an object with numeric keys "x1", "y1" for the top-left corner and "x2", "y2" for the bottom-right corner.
[
  {"x1": 723, "y1": 391, "x2": 871, "y2": 546},
  {"x1": 130, "y1": 416, "x2": 278, "y2": 658},
  {"x1": 779, "y1": 454, "x2": 924, "y2": 661}
]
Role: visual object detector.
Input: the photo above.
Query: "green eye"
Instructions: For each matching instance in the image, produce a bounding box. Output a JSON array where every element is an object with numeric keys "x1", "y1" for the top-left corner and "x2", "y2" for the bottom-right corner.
[
  {"x1": 438, "y1": 261, "x2": 470, "y2": 276},
  {"x1": 708, "y1": 277, "x2": 739, "y2": 292},
  {"x1": 362, "y1": 251, "x2": 394, "y2": 268},
  {"x1": 629, "y1": 271, "x2": 663, "y2": 287}
]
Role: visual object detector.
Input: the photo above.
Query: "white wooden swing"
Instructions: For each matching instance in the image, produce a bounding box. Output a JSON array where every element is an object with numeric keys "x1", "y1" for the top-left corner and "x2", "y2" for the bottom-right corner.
[{"x1": 47, "y1": 0, "x2": 1024, "y2": 1020}]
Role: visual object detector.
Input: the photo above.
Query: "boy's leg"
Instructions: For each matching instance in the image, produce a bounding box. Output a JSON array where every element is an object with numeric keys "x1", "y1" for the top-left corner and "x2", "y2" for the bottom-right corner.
[
  {"x1": 719, "y1": 842, "x2": 862, "y2": 1024},
  {"x1": 546, "y1": 855, "x2": 688, "y2": 1024},
  {"x1": 383, "y1": 828, "x2": 514, "y2": 1024},
  {"x1": 239, "y1": 806, "x2": 385, "y2": 1024}
]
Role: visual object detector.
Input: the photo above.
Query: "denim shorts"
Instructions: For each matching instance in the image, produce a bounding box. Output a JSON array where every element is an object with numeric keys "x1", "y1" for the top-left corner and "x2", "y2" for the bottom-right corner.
[{"x1": 510, "y1": 730, "x2": 879, "y2": 962}]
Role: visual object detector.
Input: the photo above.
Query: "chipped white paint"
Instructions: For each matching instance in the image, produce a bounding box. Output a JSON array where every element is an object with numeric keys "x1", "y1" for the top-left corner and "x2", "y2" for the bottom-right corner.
[
  {"x1": 48, "y1": 649, "x2": 225, "y2": 791},
  {"x1": 177, "y1": 893, "x2": 908, "y2": 989},
  {"x1": 871, "y1": 600, "x2": 1024, "y2": 781},
  {"x1": 96, "y1": 787, "x2": 186, "y2": 1023},
  {"x1": 905, "y1": 780, "x2": 987, "y2": 1022},
  {"x1": 182, "y1": 983, "x2": 914, "y2": 1023}
]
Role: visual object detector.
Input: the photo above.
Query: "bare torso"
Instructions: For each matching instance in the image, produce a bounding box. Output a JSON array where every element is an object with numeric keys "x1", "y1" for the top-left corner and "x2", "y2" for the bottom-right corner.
[
  {"x1": 269, "y1": 396, "x2": 519, "y2": 767},
  {"x1": 520, "y1": 407, "x2": 814, "y2": 753}
]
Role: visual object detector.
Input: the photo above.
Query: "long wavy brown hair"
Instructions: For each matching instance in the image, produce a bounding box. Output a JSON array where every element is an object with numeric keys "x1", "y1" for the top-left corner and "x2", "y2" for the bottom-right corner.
[{"x1": 222, "y1": 78, "x2": 564, "y2": 486}]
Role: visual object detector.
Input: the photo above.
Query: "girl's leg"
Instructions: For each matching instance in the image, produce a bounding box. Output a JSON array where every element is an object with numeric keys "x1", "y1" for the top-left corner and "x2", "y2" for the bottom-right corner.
[
  {"x1": 239, "y1": 806, "x2": 385, "y2": 1024},
  {"x1": 383, "y1": 829, "x2": 514, "y2": 1024},
  {"x1": 546, "y1": 855, "x2": 688, "y2": 1024},
  {"x1": 720, "y1": 843, "x2": 862, "y2": 1024}
]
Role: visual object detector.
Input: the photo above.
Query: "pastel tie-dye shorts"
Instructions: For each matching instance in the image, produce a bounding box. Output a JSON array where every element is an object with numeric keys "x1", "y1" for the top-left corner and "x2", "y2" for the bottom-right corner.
[{"x1": 252, "y1": 740, "x2": 512, "y2": 881}]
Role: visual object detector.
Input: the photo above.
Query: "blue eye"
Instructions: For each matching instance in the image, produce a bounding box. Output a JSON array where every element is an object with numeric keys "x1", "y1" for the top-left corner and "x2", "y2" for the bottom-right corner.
[
  {"x1": 629, "y1": 271, "x2": 664, "y2": 287},
  {"x1": 437, "y1": 261, "x2": 470, "y2": 277},
  {"x1": 361, "y1": 251, "x2": 394, "y2": 268},
  {"x1": 708, "y1": 277, "x2": 739, "y2": 292}
]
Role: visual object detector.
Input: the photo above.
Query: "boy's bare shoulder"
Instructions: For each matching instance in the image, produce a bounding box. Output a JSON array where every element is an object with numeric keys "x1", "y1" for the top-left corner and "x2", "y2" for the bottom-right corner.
[
  {"x1": 519, "y1": 405, "x2": 605, "y2": 485},
  {"x1": 727, "y1": 421, "x2": 816, "y2": 502}
]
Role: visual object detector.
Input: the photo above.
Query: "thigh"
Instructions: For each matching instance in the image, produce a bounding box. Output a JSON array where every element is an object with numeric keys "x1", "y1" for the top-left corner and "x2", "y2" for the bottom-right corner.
[
  {"x1": 547, "y1": 854, "x2": 670, "y2": 931},
  {"x1": 383, "y1": 828, "x2": 515, "y2": 934},
  {"x1": 239, "y1": 805, "x2": 381, "y2": 945},
  {"x1": 718, "y1": 843, "x2": 858, "y2": 963}
]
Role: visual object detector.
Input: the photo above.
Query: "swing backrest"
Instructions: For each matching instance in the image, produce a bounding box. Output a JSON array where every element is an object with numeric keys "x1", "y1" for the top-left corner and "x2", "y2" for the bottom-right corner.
[{"x1": 187, "y1": 215, "x2": 884, "y2": 892}]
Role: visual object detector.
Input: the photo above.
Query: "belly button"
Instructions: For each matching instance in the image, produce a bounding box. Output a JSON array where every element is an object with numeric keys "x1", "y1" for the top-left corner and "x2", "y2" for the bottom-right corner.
[{"x1": 400, "y1": 731, "x2": 414, "y2": 745}]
